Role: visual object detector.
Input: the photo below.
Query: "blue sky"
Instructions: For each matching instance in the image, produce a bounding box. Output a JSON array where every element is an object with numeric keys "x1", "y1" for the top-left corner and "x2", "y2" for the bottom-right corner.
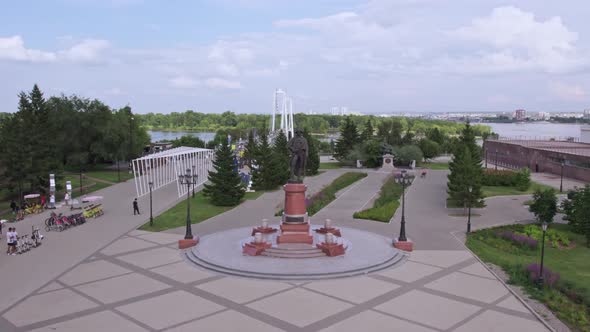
[{"x1": 1, "y1": 0, "x2": 589, "y2": 114}]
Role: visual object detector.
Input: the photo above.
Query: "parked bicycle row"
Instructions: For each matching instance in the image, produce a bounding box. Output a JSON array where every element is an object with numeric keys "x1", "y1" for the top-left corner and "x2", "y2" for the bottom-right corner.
[{"x1": 45, "y1": 212, "x2": 86, "y2": 232}]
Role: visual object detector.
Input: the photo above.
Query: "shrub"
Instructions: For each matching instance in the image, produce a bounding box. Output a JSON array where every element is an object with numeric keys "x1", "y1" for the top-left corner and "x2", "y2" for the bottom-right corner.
[
  {"x1": 526, "y1": 263, "x2": 560, "y2": 288},
  {"x1": 496, "y1": 230, "x2": 538, "y2": 250},
  {"x1": 521, "y1": 225, "x2": 570, "y2": 249},
  {"x1": 482, "y1": 169, "x2": 518, "y2": 186},
  {"x1": 515, "y1": 168, "x2": 531, "y2": 191}
]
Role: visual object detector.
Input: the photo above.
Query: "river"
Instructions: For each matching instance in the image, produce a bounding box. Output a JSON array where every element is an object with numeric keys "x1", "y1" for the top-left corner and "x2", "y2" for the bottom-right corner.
[
  {"x1": 149, "y1": 122, "x2": 586, "y2": 143},
  {"x1": 486, "y1": 122, "x2": 584, "y2": 140}
]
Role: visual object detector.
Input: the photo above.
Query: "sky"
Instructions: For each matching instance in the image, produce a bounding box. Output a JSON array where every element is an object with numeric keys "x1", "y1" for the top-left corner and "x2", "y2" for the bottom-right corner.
[{"x1": 0, "y1": 0, "x2": 589, "y2": 114}]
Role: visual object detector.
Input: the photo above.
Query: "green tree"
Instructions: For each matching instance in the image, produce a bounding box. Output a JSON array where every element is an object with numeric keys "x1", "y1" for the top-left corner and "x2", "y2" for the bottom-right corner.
[
  {"x1": 335, "y1": 116, "x2": 359, "y2": 160},
  {"x1": 396, "y1": 145, "x2": 423, "y2": 165},
  {"x1": 243, "y1": 129, "x2": 257, "y2": 168},
  {"x1": 303, "y1": 128, "x2": 320, "y2": 175},
  {"x1": 418, "y1": 139, "x2": 441, "y2": 160},
  {"x1": 362, "y1": 139, "x2": 382, "y2": 168},
  {"x1": 360, "y1": 118, "x2": 374, "y2": 142},
  {"x1": 447, "y1": 147, "x2": 484, "y2": 208},
  {"x1": 251, "y1": 130, "x2": 275, "y2": 190},
  {"x1": 203, "y1": 141, "x2": 245, "y2": 206},
  {"x1": 529, "y1": 188, "x2": 558, "y2": 224},
  {"x1": 426, "y1": 127, "x2": 445, "y2": 145},
  {"x1": 271, "y1": 130, "x2": 290, "y2": 185},
  {"x1": 562, "y1": 185, "x2": 590, "y2": 246},
  {"x1": 171, "y1": 135, "x2": 206, "y2": 148},
  {"x1": 455, "y1": 122, "x2": 480, "y2": 160}
]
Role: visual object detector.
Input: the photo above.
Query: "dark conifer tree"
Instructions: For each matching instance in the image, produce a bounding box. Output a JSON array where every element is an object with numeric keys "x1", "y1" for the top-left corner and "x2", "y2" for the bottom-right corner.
[
  {"x1": 251, "y1": 130, "x2": 275, "y2": 190},
  {"x1": 203, "y1": 140, "x2": 245, "y2": 206},
  {"x1": 271, "y1": 130, "x2": 290, "y2": 185},
  {"x1": 302, "y1": 128, "x2": 320, "y2": 175},
  {"x1": 335, "y1": 116, "x2": 359, "y2": 160},
  {"x1": 360, "y1": 118, "x2": 374, "y2": 142}
]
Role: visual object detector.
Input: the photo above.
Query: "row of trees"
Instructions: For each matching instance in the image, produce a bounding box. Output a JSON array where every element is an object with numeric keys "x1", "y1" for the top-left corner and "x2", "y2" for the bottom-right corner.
[
  {"x1": 137, "y1": 111, "x2": 492, "y2": 137},
  {"x1": 334, "y1": 116, "x2": 451, "y2": 167},
  {"x1": 0, "y1": 85, "x2": 150, "y2": 199},
  {"x1": 202, "y1": 128, "x2": 321, "y2": 206}
]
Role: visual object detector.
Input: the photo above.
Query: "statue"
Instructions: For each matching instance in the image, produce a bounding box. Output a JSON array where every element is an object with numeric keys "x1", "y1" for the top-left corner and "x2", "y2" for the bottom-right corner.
[{"x1": 288, "y1": 129, "x2": 308, "y2": 182}]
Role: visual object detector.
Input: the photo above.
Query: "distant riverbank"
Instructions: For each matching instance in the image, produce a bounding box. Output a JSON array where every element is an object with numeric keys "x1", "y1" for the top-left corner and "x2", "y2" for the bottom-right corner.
[{"x1": 487, "y1": 122, "x2": 585, "y2": 140}]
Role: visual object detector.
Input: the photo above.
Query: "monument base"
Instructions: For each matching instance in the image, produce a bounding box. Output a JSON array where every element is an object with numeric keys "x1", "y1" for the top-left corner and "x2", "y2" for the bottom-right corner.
[
  {"x1": 243, "y1": 242, "x2": 272, "y2": 256},
  {"x1": 276, "y1": 233, "x2": 314, "y2": 245},
  {"x1": 178, "y1": 238, "x2": 199, "y2": 249},
  {"x1": 316, "y1": 242, "x2": 345, "y2": 256},
  {"x1": 393, "y1": 238, "x2": 414, "y2": 252}
]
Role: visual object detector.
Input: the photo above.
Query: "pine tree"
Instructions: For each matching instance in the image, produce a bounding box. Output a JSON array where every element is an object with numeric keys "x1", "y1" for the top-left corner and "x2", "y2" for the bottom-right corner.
[
  {"x1": 335, "y1": 116, "x2": 359, "y2": 160},
  {"x1": 202, "y1": 140, "x2": 245, "y2": 206},
  {"x1": 457, "y1": 122, "x2": 481, "y2": 161},
  {"x1": 251, "y1": 130, "x2": 275, "y2": 190},
  {"x1": 243, "y1": 129, "x2": 257, "y2": 168},
  {"x1": 360, "y1": 118, "x2": 374, "y2": 142},
  {"x1": 270, "y1": 130, "x2": 290, "y2": 185},
  {"x1": 303, "y1": 128, "x2": 320, "y2": 175},
  {"x1": 447, "y1": 147, "x2": 484, "y2": 208}
]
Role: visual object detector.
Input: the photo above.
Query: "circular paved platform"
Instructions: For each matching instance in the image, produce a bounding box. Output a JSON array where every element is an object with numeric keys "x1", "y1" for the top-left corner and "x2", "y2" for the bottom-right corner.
[{"x1": 183, "y1": 225, "x2": 408, "y2": 280}]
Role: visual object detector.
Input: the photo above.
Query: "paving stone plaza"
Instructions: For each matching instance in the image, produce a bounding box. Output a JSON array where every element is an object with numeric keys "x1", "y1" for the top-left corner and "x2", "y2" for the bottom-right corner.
[{"x1": 0, "y1": 168, "x2": 574, "y2": 332}]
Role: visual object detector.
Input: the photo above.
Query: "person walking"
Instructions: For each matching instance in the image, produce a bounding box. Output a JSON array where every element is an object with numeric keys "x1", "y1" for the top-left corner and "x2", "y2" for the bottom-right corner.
[
  {"x1": 64, "y1": 192, "x2": 70, "y2": 206},
  {"x1": 133, "y1": 198, "x2": 140, "y2": 215}
]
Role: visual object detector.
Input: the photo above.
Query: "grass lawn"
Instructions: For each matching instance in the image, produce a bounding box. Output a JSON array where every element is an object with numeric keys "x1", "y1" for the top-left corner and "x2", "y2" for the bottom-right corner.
[
  {"x1": 467, "y1": 224, "x2": 590, "y2": 331},
  {"x1": 319, "y1": 162, "x2": 344, "y2": 169},
  {"x1": 140, "y1": 192, "x2": 234, "y2": 232},
  {"x1": 420, "y1": 162, "x2": 449, "y2": 170},
  {"x1": 354, "y1": 176, "x2": 404, "y2": 222},
  {"x1": 140, "y1": 189, "x2": 266, "y2": 232},
  {"x1": 306, "y1": 172, "x2": 367, "y2": 216},
  {"x1": 482, "y1": 181, "x2": 554, "y2": 197},
  {"x1": 63, "y1": 174, "x2": 111, "y2": 198},
  {"x1": 84, "y1": 170, "x2": 134, "y2": 183}
]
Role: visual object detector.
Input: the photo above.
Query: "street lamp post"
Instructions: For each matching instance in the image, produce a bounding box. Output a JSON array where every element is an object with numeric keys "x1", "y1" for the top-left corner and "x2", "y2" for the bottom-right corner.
[
  {"x1": 467, "y1": 186, "x2": 473, "y2": 233},
  {"x1": 538, "y1": 222, "x2": 548, "y2": 287},
  {"x1": 148, "y1": 182, "x2": 153, "y2": 227},
  {"x1": 495, "y1": 149, "x2": 498, "y2": 170},
  {"x1": 560, "y1": 160, "x2": 565, "y2": 193},
  {"x1": 129, "y1": 116, "x2": 134, "y2": 161},
  {"x1": 394, "y1": 170, "x2": 414, "y2": 242},
  {"x1": 179, "y1": 168, "x2": 198, "y2": 240},
  {"x1": 485, "y1": 148, "x2": 488, "y2": 169},
  {"x1": 192, "y1": 165, "x2": 196, "y2": 198}
]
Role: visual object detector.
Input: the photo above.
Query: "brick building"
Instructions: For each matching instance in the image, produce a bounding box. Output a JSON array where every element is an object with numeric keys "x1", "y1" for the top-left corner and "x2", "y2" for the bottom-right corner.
[{"x1": 483, "y1": 139, "x2": 590, "y2": 182}]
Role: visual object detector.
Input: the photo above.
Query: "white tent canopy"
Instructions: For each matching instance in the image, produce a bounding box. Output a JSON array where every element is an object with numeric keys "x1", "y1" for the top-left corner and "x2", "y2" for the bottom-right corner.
[{"x1": 131, "y1": 146, "x2": 214, "y2": 198}]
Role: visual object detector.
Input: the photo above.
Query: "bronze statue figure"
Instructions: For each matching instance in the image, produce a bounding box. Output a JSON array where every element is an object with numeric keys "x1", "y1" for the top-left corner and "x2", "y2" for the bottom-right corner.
[{"x1": 288, "y1": 129, "x2": 308, "y2": 182}]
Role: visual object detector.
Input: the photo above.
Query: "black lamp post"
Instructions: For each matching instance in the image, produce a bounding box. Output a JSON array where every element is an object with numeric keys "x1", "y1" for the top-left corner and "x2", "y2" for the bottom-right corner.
[
  {"x1": 467, "y1": 186, "x2": 472, "y2": 233},
  {"x1": 485, "y1": 148, "x2": 488, "y2": 169},
  {"x1": 538, "y1": 222, "x2": 548, "y2": 287},
  {"x1": 129, "y1": 116, "x2": 134, "y2": 161},
  {"x1": 394, "y1": 170, "x2": 414, "y2": 242},
  {"x1": 192, "y1": 165, "x2": 196, "y2": 198},
  {"x1": 560, "y1": 160, "x2": 565, "y2": 193},
  {"x1": 495, "y1": 149, "x2": 498, "y2": 170},
  {"x1": 148, "y1": 181, "x2": 154, "y2": 227},
  {"x1": 179, "y1": 168, "x2": 198, "y2": 240}
]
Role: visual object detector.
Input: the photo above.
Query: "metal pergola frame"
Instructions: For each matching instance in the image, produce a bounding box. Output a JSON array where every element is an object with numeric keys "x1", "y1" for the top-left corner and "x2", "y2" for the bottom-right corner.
[{"x1": 131, "y1": 146, "x2": 214, "y2": 198}]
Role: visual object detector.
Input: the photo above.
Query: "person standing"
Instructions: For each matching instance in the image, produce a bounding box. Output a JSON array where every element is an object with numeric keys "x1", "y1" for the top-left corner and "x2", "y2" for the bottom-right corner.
[
  {"x1": 7, "y1": 227, "x2": 17, "y2": 255},
  {"x1": 64, "y1": 192, "x2": 70, "y2": 206},
  {"x1": 10, "y1": 200, "x2": 16, "y2": 214},
  {"x1": 133, "y1": 198, "x2": 140, "y2": 215}
]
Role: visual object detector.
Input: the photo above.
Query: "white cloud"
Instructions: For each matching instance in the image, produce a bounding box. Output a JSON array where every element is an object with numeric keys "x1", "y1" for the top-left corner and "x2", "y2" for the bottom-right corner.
[
  {"x1": 452, "y1": 6, "x2": 586, "y2": 73},
  {"x1": 205, "y1": 78, "x2": 242, "y2": 89},
  {"x1": 549, "y1": 82, "x2": 587, "y2": 101},
  {"x1": 59, "y1": 39, "x2": 110, "y2": 63},
  {"x1": 0, "y1": 36, "x2": 57, "y2": 62},
  {"x1": 169, "y1": 76, "x2": 199, "y2": 89}
]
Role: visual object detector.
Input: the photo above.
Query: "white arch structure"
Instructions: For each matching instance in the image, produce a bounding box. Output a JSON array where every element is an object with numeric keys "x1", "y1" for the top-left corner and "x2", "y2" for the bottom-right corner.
[
  {"x1": 131, "y1": 146, "x2": 214, "y2": 198},
  {"x1": 271, "y1": 88, "x2": 294, "y2": 137}
]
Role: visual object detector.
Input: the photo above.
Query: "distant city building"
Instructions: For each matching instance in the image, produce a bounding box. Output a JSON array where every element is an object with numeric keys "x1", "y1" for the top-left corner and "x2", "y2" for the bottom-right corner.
[
  {"x1": 584, "y1": 109, "x2": 590, "y2": 120},
  {"x1": 514, "y1": 109, "x2": 527, "y2": 121},
  {"x1": 537, "y1": 112, "x2": 550, "y2": 120},
  {"x1": 330, "y1": 106, "x2": 348, "y2": 116}
]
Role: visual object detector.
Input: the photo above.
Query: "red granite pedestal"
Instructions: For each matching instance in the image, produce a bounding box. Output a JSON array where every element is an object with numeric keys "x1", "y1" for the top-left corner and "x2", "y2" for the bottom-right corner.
[
  {"x1": 316, "y1": 242, "x2": 345, "y2": 256},
  {"x1": 393, "y1": 238, "x2": 414, "y2": 252},
  {"x1": 178, "y1": 238, "x2": 199, "y2": 249},
  {"x1": 276, "y1": 183, "x2": 313, "y2": 245},
  {"x1": 315, "y1": 227, "x2": 342, "y2": 237},
  {"x1": 243, "y1": 242, "x2": 272, "y2": 256}
]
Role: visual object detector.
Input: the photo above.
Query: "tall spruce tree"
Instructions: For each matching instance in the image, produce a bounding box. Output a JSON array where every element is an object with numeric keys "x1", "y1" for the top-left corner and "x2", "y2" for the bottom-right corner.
[
  {"x1": 335, "y1": 116, "x2": 359, "y2": 160},
  {"x1": 447, "y1": 147, "x2": 484, "y2": 208},
  {"x1": 251, "y1": 130, "x2": 275, "y2": 190},
  {"x1": 360, "y1": 118, "x2": 374, "y2": 142},
  {"x1": 271, "y1": 130, "x2": 290, "y2": 185},
  {"x1": 303, "y1": 128, "x2": 320, "y2": 175},
  {"x1": 243, "y1": 129, "x2": 257, "y2": 168},
  {"x1": 202, "y1": 140, "x2": 245, "y2": 206}
]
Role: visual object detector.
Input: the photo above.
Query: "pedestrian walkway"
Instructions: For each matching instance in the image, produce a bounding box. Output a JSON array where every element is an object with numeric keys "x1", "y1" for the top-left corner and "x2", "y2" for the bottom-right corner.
[{"x1": 0, "y1": 169, "x2": 555, "y2": 331}]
